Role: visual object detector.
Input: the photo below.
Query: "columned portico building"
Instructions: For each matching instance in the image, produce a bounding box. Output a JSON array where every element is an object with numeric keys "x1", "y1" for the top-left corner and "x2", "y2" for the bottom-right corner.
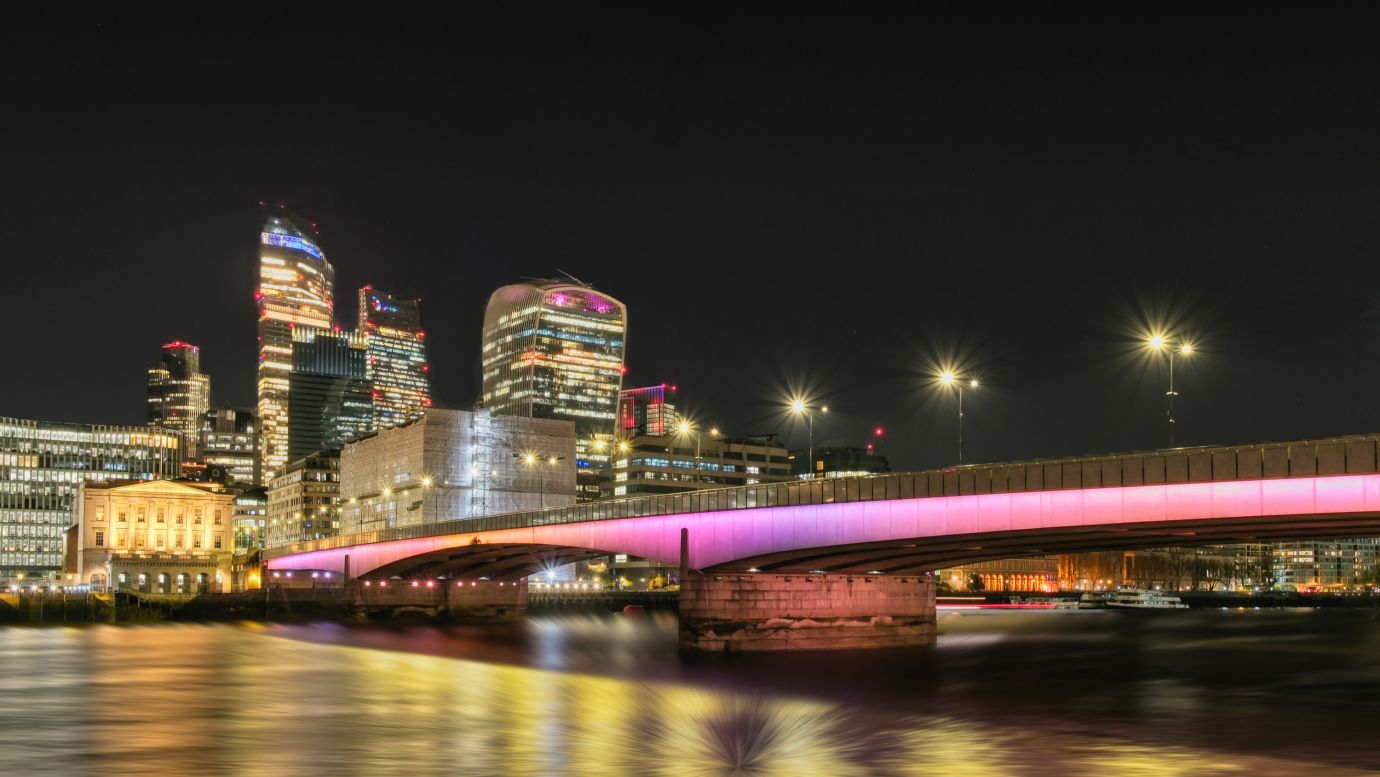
[{"x1": 73, "y1": 480, "x2": 235, "y2": 593}]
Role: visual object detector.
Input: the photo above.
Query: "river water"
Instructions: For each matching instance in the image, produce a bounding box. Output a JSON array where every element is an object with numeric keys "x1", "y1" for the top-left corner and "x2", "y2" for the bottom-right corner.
[{"x1": 2, "y1": 607, "x2": 1379, "y2": 776}]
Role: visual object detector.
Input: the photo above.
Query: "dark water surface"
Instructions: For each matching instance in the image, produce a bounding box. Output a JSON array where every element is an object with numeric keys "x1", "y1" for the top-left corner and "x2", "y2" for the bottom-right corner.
[{"x1": 2, "y1": 608, "x2": 1380, "y2": 775}]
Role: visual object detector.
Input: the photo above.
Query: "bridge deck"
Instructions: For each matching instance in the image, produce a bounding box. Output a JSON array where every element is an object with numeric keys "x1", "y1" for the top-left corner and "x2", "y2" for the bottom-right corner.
[{"x1": 265, "y1": 433, "x2": 1380, "y2": 560}]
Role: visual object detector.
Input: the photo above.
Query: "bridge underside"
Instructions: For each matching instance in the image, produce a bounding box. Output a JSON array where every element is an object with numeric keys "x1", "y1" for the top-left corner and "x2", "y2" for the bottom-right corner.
[
  {"x1": 715, "y1": 512, "x2": 1380, "y2": 573},
  {"x1": 301, "y1": 512, "x2": 1380, "y2": 581},
  {"x1": 359, "y1": 544, "x2": 616, "y2": 581}
]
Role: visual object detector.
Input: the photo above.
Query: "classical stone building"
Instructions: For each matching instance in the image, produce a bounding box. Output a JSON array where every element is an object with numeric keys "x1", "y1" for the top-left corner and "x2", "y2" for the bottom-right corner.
[{"x1": 73, "y1": 480, "x2": 235, "y2": 593}]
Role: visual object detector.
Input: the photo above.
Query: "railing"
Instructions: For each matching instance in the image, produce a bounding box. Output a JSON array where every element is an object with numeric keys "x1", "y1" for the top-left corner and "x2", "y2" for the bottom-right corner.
[{"x1": 264, "y1": 433, "x2": 1380, "y2": 559}]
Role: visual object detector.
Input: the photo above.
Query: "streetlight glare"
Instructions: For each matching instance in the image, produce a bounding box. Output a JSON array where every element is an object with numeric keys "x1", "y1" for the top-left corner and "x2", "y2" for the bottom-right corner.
[
  {"x1": 969, "y1": 379, "x2": 979, "y2": 389},
  {"x1": 789, "y1": 399, "x2": 806, "y2": 414},
  {"x1": 676, "y1": 421, "x2": 691, "y2": 435},
  {"x1": 1148, "y1": 334, "x2": 1166, "y2": 351},
  {"x1": 1180, "y1": 343, "x2": 1193, "y2": 355},
  {"x1": 821, "y1": 406, "x2": 828, "y2": 413},
  {"x1": 939, "y1": 370, "x2": 956, "y2": 386}
]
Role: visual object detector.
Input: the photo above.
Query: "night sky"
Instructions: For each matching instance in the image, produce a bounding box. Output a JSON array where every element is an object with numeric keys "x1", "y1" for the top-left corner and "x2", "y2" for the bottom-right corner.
[{"x1": 6, "y1": 7, "x2": 1380, "y2": 471}]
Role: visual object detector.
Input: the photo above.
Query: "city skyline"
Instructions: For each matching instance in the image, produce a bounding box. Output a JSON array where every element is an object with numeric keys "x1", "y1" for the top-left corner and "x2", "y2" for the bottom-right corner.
[{"x1": 9, "y1": 9, "x2": 1380, "y2": 476}]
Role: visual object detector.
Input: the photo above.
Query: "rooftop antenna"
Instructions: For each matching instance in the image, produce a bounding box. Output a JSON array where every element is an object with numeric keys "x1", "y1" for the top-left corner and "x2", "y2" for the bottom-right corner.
[{"x1": 555, "y1": 268, "x2": 589, "y2": 286}]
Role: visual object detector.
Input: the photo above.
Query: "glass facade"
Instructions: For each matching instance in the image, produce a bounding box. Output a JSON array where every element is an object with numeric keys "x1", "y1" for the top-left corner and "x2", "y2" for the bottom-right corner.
[
  {"x1": 0, "y1": 417, "x2": 181, "y2": 581},
  {"x1": 287, "y1": 330, "x2": 373, "y2": 462},
  {"x1": 256, "y1": 210, "x2": 335, "y2": 483},
  {"x1": 147, "y1": 341, "x2": 211, "y2": 458},
  {"x1": 358, "y1": 286, "x2": 431, "y2": 429},
  {"x1": 617, "y1": 384, "x2": 678, "y2": 437},
  {"x1": 481, "y1": 282, "x2": 627, "y2": 500},
  {"x1": 198, "y1": 407, "x2": 259, "y2": 485}
]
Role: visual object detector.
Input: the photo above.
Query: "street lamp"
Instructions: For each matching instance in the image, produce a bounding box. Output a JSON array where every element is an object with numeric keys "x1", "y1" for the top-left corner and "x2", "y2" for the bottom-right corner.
[
  {"x1": 675, "y1": 420, "x2": 705, "y2": 483},
  {"x1": 788, "y1": 400, "x2": 828, "y2": 479},
  {"x1": 1146, "y1": 333, "x2": 1196, "y2": 446},
  {"x1": 937, "y1": 371, "x2": 979, "y2": 465},
  {"x1": 515, "y1": 452, "x2": 566, "y2": 508}
]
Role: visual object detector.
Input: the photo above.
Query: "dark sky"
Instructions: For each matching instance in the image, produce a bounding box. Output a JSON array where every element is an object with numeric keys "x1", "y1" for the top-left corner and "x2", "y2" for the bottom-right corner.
[{"x1": 5, "y1": 6, "x2": 1380, "y2": 471}]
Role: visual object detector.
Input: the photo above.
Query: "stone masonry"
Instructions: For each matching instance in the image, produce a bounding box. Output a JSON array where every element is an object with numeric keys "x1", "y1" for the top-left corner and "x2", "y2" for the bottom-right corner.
[{"x1": 679, "y1": 572, "x2": 936, "y2": 652}]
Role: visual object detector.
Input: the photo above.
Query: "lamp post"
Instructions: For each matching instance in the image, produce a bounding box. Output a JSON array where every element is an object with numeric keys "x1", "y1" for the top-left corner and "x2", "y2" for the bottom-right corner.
[
  {"x1": 938, "y1": 371, "x2": 979, "y2": 465},
  {"x1": 788, "y1": 400, "x2": 828, "y2": 479},
  {"x1": 1146, "y1": 334, "x2": 1195, "y2": 447},
  {"x1": 515, "y1": 452, "x2": 567, "y2": 508}
]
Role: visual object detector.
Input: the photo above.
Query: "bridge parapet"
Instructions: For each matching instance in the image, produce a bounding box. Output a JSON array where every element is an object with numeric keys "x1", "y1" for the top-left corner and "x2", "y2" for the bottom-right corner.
[{"x1": 265, "y1": 433, "x2": 1380, "y2": 561}]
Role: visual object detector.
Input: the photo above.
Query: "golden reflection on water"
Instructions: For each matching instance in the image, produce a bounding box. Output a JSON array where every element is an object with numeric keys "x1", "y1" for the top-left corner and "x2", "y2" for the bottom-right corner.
[{"x1": 0, "y1": 622, "x2": 1375, "y2": 776}]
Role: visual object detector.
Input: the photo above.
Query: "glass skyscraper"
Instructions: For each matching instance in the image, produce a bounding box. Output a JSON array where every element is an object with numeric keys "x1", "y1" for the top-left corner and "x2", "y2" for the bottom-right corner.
[
  {"x1": 0, "y1": 416, "x2": 181, "y2": 582},
  {"x1": 481, "y1": 281, "x2": 627, "y2": 500},
  {"x1": 286, "y1": 330, "x2": 374, "y2": 462},
  {"x1": 256, "y1": 209, "x2": 335, "y2": 483},
  {"x1": 147, "y1": 341, "x2": 211, "y2": 458},
  {"x1": 358, "y1": 286, "x2": 431, "y2": 429}
]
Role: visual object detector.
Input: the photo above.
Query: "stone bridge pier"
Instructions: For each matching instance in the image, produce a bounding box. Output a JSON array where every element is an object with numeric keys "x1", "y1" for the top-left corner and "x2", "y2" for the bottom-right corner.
[{"x1": 677, "y1": 572, "x2": 936, "y2": 652}]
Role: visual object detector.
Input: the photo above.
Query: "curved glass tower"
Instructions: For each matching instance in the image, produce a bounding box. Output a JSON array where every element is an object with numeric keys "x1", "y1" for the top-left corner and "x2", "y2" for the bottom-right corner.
[
  {"x1": 256, "y1": 209, "x2": 335, "y2": 483},
  {"x1": 481, "y1": 281, "x2": 627, "y2": 499}
]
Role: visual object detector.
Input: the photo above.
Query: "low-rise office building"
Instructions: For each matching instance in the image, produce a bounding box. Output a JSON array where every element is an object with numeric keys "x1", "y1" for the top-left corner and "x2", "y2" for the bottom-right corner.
[
  {"x1": 338, "y1": 408, "x2": 577, "y2": 535},
  {"x1": 604, "y1": 433, "x2": 793, "y2": 497},
  {"x1": 265, "y1": 451, "x2": 341, "y2": 547}
]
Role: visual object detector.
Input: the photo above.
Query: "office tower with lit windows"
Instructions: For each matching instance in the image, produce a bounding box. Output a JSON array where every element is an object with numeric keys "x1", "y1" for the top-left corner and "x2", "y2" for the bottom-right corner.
[
  {"x1": 265, "y1": 450, "x2": 341, "y2": 547},
  {"x1": 147, "y1": 341, "x2": 211, "y2": 458},
  {"x1": 617, "y1": 384, "x2": 678, "y2": 437},
  {"x1": 480, "y1": 281, "x2": 627, "y2": 501},
  {"x1": 198, "y1": 407, "x2": 260, "y2": 485},
  {"x1": 358, "y1": 286, "x2": 431, "y2": 429},
  {"x1": 256, "y1": 209, "x2": 335, "y2": 483},
  {"x1": 0, "y1": 416, "x2": 181, "y2": 583},
  {"x1": 286, "y1": 330, "x2": 374, "y2": 462}
]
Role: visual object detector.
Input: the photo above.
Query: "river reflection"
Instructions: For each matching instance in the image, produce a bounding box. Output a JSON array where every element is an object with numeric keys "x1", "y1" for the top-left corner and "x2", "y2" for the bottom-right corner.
[{"x1": 2, "y1": 609, "x2": 1379, "y2": 775}]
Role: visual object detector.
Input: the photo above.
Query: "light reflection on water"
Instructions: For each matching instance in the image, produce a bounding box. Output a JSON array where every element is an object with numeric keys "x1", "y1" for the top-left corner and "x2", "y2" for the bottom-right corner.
[{"x1": 1, "y1": 609, "x2": 1379, "y2": 775}]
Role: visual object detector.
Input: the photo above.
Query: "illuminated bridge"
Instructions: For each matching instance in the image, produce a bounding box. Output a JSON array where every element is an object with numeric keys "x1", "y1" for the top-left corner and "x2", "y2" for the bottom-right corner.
[{"x1": 264, "y1": 434, "x2": 1380, "y2": 651}]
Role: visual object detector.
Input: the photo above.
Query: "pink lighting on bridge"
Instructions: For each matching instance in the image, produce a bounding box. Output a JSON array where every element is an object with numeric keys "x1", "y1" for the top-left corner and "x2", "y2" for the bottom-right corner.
[{"x1": 267, "y1": 474, "x2": 1380, "y2": 577}]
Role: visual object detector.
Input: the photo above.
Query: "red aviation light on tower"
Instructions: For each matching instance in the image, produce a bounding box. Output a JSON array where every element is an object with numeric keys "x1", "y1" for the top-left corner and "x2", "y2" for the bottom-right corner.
[{"x1": 875, "y1": 426, "x2": 884, "y2": 437}]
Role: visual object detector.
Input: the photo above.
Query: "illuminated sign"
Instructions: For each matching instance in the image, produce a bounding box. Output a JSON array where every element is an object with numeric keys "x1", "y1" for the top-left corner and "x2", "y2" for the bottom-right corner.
[
  {"x1": 261, "y1": 232, "x2": 324, "y2": 260},
  {"x1": 370, "y1": 296, "x2": 399, "y2": 314}
]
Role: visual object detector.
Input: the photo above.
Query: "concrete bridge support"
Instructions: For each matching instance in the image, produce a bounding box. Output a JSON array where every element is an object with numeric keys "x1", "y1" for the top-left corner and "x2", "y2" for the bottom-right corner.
[
  {"x1": 350, "y1": 579, "x2": 527, "y2": 621},
  {"x1": 678, "y1": 572, "x2": 936, "y2": 652}
]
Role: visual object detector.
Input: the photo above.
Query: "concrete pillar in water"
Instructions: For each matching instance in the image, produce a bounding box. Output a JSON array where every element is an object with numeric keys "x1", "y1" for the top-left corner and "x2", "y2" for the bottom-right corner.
[{"x1": 679, "y1": 572, "x2": 936, "y2": 652}]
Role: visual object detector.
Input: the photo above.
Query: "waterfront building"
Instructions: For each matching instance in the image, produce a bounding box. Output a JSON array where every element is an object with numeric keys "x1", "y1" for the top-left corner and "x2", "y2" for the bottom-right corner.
[
  {"x1": 0, "y1": 417, "x2": 181, "y2": 583},
  {"x1": 198, "y1": 407, "x2": 259, "y2": 485},
  {"x1": 286, "y1": 330, "x2": 373, "y2": 462},
  {"x1": 265, "y1": 451, "x2": 341, "y2": 547},
  {"x1": 789, "y1": 445, "x2": 891, "y2": 479},
  {"x1": 604, "y1": 433, "x2": 793, "y2": 497},
  {"x1": 1273, "y1": 539, "x2": 1380, "y2": 590},
  {"x1": 358, "y1": 286, "x2": 431, "y2": 429},
  {"x1": 480, "y1": 281, "x2": 627, "y2": 502},
  {"x1": 72, "y1": 479, "x2": 234, "y2": 593},
  {"x1": 147, "y1": 341, "x2": 211, "y2": 458},
  {"x1": 937, "y1": 557, "x2": 1059, "y2": 593},
  {"x1": 232, "y1": 485, "x2": 268, "y2": 554},
  {"x1": 617, "y1": 384, "x2": 678, "y2": 437},
  {"x1": 338, "y1": 408, "x2": 576, "y2": 535},
  {"x1": 256, "y1": 209, "x2": 336, "y2": 483}
]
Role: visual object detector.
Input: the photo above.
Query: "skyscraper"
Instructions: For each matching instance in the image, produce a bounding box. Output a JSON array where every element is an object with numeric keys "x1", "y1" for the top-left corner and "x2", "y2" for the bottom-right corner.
[
  {"x1": 358, "y1": 286, "x2": 431, "y2": 429},
  {"x1": 147, "y1": 341, "x2": 211, "y2": 458},
  {"x1": 256, "y1": 209, "x2": 335, "y2": 482},
  {"x1": 286, "y1": 330, "x2": 374, "y2": 462},
  {"x1": 481, "y1": 281, "x2": 627, "y2": 501},
  {"x1": 618, "y1": 384, "x2": 678, "y2": 437}
]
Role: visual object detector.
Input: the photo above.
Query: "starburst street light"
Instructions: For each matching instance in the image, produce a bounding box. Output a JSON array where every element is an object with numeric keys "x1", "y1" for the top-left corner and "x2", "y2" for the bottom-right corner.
[
  {"x1": 788, "y1": 399, "x2": 828, "y2": 479},
  {"x1": 936, "y1": 370, "x2": 979, "y2": 465},
  {"x1": 1145, "y1": 332, "x2": 1197, "y2": 447}
]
